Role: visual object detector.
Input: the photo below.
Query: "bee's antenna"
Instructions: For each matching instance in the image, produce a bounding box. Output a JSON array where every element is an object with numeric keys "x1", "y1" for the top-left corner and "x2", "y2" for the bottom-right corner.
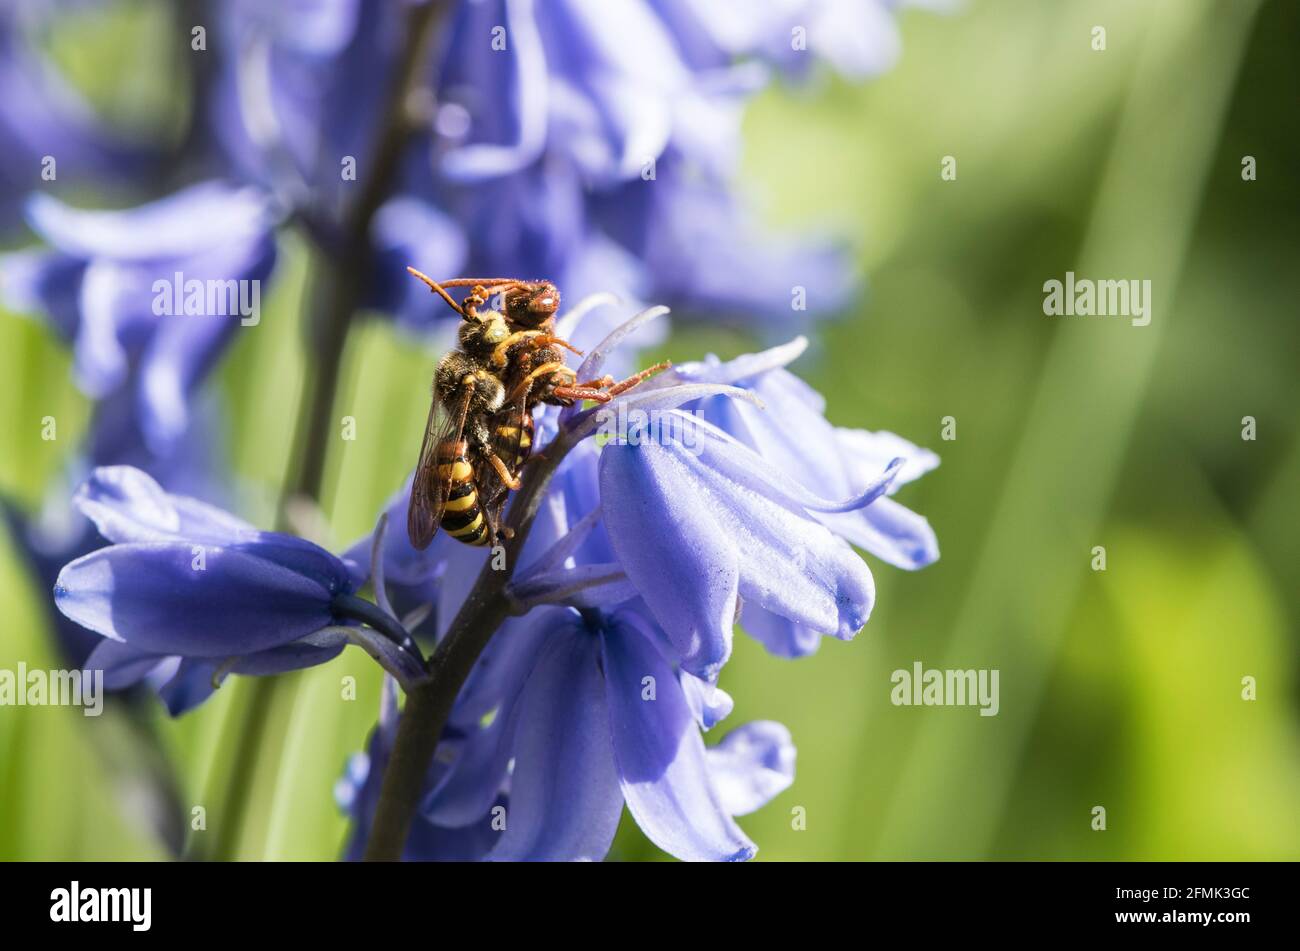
[
  {"x1": 433, "y1": 277, "x2": 532, "y2": 289},
  {"x1": 407, "y1": 266, "x2": 466, "y2": 316}
]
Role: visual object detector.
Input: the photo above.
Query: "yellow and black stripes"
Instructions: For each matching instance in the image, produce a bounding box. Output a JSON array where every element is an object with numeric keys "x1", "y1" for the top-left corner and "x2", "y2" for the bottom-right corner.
[
  {"x1": 435, "y1": 443, "x2": 489, "y2": 546},
  {"x1": 493, "y1": 413, "x2": 534, "y2": 471}
]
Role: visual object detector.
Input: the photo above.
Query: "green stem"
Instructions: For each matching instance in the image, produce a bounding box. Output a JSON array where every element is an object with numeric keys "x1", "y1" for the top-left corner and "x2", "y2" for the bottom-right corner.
[{"x1": 287, "y1": 0, "x2": 446, "y2": 505}]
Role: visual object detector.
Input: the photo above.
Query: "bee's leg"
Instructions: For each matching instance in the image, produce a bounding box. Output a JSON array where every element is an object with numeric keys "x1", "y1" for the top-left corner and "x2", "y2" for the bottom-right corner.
[
  {"x1": 604, "y1": 360, "x2": 671, "y2": 398},
  {"x1": 510, "y1": 386, "x2": 534, "y2": 464},
  {"x1": 507, "y1": 361, "x2": 567, "y2": 404},
  {"x1": 483, "y1": 449, "x2": 523, "y2": 491},
  {"x1": 489, "y1": 329, "x2": 585, "y2": 366},
  {"x1": 569, "y1": 373, "x2": 613, "y2": 388},
  {"x1": 481, "y1": 488, "x2": 515, "y2": 543},
  {"x1": 551, "y1": 384, "x2": 613, "y2": 403},
  {"x1": 492, "y1": 504, "x2": 516, "y2": 542},
  {"x1": 490, "y1": 330, "x2": 545, "y2": 368},
  {"x1": 551, "y1": 370, "x2": 618, "y2": 403},
  {"x1": 530, "y1": 334, "x2": 584, "y2": 357},
  {"x1": 550, "y1": 361, "x2": 670, "y2": 403}
]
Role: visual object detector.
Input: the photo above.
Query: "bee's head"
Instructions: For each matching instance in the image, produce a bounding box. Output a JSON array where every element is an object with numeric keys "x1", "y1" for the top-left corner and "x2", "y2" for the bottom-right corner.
[
  {"x1": 460, "y1": 307, "x2": 509, "y2": 349},
  {"x1": 504, "y1": 281, "x2": 560, "y2": 328}
]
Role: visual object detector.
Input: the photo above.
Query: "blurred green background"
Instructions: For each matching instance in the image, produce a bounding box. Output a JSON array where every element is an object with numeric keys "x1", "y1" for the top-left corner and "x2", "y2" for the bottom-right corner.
[{"x1": 1, "y1": 0, "x2": 1296, "y2": 860}]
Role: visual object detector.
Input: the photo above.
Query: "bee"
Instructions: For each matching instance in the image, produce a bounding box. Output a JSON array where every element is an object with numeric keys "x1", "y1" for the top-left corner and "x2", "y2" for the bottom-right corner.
[
  {"x1": 402, "y1": 274, "x2": 513, "y2": 549},
  {"x1": 404, "y1": 269, "x2": 667, "y2": 549},
  {"x1": 405, "y1": 363, "x2": 499, "y2": 549},
  {"x1": 473, "y1": 339, "x2": 669, "y2": 542}
]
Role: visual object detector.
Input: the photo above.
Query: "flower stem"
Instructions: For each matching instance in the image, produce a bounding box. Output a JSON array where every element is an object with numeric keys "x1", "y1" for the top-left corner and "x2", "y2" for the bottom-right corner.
[
  {"x1": 331, "y1": 592, "x2": 424, "y2": 664},
  {"x1": 287, "y1": 0, "x2": 446, "y2": 504},
  {"x1": 201, "y1": 1, "x2": 448, "y2": 862},
  {"x1": 362, "y1": 435, "x2": 573, "y2": 861}
]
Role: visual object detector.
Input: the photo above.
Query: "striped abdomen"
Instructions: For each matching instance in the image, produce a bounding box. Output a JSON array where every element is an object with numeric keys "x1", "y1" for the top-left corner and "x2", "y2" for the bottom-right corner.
[
  {"x1": 493, "y1": 413, "x2": 534, "y2": 472},
  {"x1": 436, "y1": 442, "x2": 489, "y2": 546}
]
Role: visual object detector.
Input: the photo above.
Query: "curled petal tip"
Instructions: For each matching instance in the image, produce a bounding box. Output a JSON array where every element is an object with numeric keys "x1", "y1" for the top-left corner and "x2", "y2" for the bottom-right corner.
[
  {"x1": 576, "y1": 304, "x2": 671, "y2": 381},
  {"x1": 809, "y1": 457, "x2": 904, "y2": 514}
]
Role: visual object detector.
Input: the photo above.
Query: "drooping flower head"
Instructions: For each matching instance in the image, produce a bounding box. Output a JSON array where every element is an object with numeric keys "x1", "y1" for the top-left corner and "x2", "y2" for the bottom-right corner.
[
  {"x1": 54, "y1": 466, "x2": 422, "y2": 714},
  {"x1": 638, "y1": 337, "x2": 941, "y2": 657}
]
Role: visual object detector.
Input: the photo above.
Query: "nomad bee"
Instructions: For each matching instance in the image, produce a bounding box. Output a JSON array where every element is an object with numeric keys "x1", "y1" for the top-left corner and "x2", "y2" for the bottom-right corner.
[
  {"x1": 408, "y1": 270, "x2": 621, "y2": 406},
  {"x1": 404, "y1": 269, "x2": 666, "y2": 549}
]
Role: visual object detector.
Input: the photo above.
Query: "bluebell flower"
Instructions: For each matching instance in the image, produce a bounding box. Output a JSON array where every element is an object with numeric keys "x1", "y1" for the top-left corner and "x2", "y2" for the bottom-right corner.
[
  {"x1": 338, "y1": 670, "x2": 525, "y2": 862},
  {"x1": 629, "y1": 336, "x2": 939, "y2": 658},
  {"x1": 338, "y1": 679, "x2": 511, "y2": 862},
  {"x1": 1, "y1": 0, "x2": 936, "y2": 864},
  {"x1": 484, "y1": 603, "x2": 794, "y2": 861},
  {"x1": 200, "y1": 2, "x2": 474, "y2": 331},
  {"x1": 596, "y1": 406, "x2": 901, "y2": 678},
  {"x1": 341, "y1": 605, "x2": 796, "y2": 862},
  {"x1": 0, "y1": 182, "x2": 278, "y2": 456},
  {"x1": 53, "y1": 466, "x2": 420, "y2": 714},
  {"x1": 195, "y1": 0, "x2": 894, "y2": 336},
  {"x1": 335, "y1": 304, "x2": 932, "y2": 861},
  {"x1": 1, "y1": 338, "x2": 236, "y2": 672},
  {"x1": 435, "y1": 0, "x2": 909, "y2": 184},
  {"x1": 670, "y1": 337, "x2": 940, "y2": 569}
]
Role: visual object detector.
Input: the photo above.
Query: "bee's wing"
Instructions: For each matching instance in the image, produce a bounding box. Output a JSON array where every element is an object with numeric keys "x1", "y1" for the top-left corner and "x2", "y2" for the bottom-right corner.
[{"x1": 407, "y1": 385, "x2": 473, "y2": 550}]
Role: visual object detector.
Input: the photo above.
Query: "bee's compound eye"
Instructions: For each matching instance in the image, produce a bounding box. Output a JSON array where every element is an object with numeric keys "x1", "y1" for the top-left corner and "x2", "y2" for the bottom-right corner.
[{"x1": 534, "y1": 287, "x2": 559, "y2": 313}]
